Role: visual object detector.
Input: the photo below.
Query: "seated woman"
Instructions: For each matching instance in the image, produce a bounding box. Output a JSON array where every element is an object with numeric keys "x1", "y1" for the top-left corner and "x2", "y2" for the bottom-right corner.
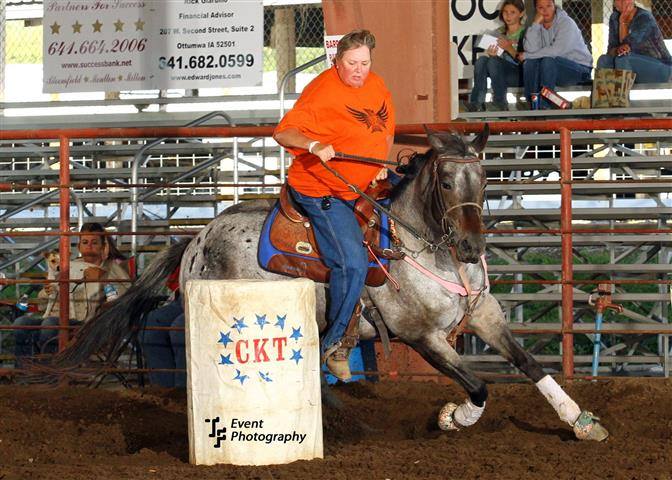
[
  {"x1": 522, "y1": 0, "x2": 593, "y2": 109},
  {"x1": 13, "y1": 223, "x2": 130, "y2": 365},
  {"x1": 597, "y1": 0, "x2": 672, "y2": 83},
  {"x1": 465, "y1": 0, "x2": 526, "y2": 112}
]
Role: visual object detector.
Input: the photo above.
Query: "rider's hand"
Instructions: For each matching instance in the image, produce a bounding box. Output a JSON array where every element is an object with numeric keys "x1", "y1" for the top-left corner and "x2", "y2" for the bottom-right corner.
[
  {"x1": 375, "y1": 168, "x2": 388, "y2": 181},
  {"x1": 616, "y1": 43, "x2": 631, "y2": 56},
  {"x1": 312, "y1": 143, "x2": 336, "y2": 163}
]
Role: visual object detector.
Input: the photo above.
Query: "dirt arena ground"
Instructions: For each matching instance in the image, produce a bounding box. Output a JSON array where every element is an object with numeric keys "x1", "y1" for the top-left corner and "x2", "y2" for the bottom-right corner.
[{"x1": 1, "y1": 378, "x2": 671, "y2": 480}]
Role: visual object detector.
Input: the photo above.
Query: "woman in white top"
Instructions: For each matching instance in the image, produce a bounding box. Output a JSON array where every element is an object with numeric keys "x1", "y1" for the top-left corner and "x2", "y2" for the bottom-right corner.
[{"x1": 13, "y1": 223, "x2": 130, "y2": 364}]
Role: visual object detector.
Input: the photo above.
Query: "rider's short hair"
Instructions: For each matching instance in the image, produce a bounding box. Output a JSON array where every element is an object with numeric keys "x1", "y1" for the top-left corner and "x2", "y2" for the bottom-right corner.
[{"x1": 335, "y1": 29, "x2": 376, "y2": 61}]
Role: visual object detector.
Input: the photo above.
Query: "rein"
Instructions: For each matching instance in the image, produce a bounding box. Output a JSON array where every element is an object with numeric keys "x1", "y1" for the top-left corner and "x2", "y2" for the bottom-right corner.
[{"x1": 325, "y1": 151, "x2": 484, "y2": 254}]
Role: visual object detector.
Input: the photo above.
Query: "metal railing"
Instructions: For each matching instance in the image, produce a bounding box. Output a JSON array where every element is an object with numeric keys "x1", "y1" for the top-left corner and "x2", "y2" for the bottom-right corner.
[{"x1": 0, "y1": 118, "x2": 670, "y2": 379}]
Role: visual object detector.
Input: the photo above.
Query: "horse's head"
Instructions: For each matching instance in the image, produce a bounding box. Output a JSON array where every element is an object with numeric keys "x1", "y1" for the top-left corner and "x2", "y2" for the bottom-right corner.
[{"x1": 423, "y1": 125, "x2": 488, "y2": 264}]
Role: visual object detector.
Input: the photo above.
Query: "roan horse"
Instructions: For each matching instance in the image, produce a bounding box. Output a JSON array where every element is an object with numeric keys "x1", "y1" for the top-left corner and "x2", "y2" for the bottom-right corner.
[{"x1": 54, "y1": 126, "x2": 608, "y2": 441}]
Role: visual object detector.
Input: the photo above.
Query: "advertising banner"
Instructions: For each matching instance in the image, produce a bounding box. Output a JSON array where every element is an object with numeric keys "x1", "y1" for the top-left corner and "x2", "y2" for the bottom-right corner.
[{"x1": 43, "y1": 0, "x2": 263, "y2": 93}]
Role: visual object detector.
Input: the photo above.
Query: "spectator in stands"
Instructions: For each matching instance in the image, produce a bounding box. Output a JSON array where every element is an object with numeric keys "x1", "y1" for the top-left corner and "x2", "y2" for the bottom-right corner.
[
  {"x1": 139, "y1": 268, "x2": 186, "y2": 388},
  {"x1": 464, "y1": 0, "x2": 527, "y2": 112},
  {"x1": 13, "y1": 223, "x2": 130, "y2": 365},
  {"x1": 521, "y1": 0, "x2": 593, "y2": 108},
  {"x1": 597, "y1": 0, "x2": 672, "y2": 83}
]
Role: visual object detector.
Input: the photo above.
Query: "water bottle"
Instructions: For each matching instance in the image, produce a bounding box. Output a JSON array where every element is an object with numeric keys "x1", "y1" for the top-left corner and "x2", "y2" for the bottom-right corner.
[
  {"x1": 103, "y1": 283, "x2": 118, "y2": 301},
  {"x1": 16, "y1": 294, "x2": 29, "y2": 312}
]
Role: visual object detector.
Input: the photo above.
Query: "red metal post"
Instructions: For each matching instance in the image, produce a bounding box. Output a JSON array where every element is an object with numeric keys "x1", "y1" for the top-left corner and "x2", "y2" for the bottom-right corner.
[
  {"x1": 560, "y1": 128, "x2": 574, "y2": 379},
  {"x1": 58, "y1": 136, "x2": 71, "y2": 351}
]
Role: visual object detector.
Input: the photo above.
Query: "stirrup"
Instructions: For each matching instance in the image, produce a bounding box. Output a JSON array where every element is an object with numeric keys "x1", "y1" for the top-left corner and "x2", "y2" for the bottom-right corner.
[{"x1": 323, "y1": 339, "x2": 355, "y2": 381}]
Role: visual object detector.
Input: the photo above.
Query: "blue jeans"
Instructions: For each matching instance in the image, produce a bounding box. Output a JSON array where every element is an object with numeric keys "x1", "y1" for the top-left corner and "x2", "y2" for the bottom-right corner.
[
  {"x1": 140, "y1": 300, "x2": 185, "y2": 388},
  {"x1": 13, "y1": 314, "x2": 81, "y2": 365},
  {"x1": 290, "y1": 187, "x2": 368, "y2": 354},
  {"x1": 470, "y1": 55, "x2": 523, "y2": 104},
  {"x1": 524, "y1": 57, "x2": 592, "y2": 108},
  {"x1": 597, "y1": 53, "x2": 672, "y2": 83}
]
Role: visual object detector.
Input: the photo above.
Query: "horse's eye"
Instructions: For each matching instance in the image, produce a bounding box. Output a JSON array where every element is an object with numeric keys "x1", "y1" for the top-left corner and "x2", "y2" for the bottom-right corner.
[{"x1": 441, "y1": 182, "x2": 452, "y2": 190}]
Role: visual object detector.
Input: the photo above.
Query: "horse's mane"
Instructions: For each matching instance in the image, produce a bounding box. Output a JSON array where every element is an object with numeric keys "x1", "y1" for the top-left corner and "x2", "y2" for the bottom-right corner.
[{"x1": 389, "y1": 149, "x2": 432, "y2": 201}]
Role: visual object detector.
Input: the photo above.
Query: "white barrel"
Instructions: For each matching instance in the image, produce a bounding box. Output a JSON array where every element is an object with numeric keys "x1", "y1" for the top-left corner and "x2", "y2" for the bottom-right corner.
[{"x1": 184, "y1": 278, "x2": 323, "y2": 466}]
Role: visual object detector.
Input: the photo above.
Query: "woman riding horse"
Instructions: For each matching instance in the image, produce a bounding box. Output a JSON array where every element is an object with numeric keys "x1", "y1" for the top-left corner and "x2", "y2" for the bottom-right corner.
[{"x1": 273, "y1": 29, "x2": 395, "y2": 380}]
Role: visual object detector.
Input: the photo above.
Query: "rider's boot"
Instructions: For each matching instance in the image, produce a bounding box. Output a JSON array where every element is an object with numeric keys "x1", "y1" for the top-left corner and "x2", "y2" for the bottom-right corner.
[{"x1": 324, "y1": 303, "x2": 362, "y2": 381}]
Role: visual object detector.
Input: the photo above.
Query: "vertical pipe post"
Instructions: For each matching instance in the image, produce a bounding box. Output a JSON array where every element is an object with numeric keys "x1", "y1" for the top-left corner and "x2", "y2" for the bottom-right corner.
[
  {"x1": 560, "y1": 128, "x2": 574, "y2": 379},
  {"x1": 58, "y1": 136, "x2": 71, "y2": 351}
]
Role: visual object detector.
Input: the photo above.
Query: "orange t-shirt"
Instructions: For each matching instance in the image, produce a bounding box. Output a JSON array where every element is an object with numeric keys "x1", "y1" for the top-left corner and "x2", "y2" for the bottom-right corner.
[{"x1": 274, "y1": 66, "x2": 396, "y2": 200}]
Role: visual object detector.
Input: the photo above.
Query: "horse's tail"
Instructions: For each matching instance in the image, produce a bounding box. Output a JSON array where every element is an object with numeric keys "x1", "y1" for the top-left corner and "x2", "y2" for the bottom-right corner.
[{"x1": 51, "y1": 238, "x2": 191, "y2": 367}]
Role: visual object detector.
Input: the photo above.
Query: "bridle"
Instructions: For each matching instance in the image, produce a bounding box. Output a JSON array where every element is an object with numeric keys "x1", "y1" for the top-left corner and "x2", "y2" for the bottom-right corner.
[{"x1": 430, "y1": 154, "x2": 485, "y2": 241}]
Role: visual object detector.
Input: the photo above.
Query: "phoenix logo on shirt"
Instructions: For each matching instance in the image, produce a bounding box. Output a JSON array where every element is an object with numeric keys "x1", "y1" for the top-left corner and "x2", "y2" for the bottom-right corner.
[{"x1": 346, "y1": 101, "x2": 389, "y2": 132}]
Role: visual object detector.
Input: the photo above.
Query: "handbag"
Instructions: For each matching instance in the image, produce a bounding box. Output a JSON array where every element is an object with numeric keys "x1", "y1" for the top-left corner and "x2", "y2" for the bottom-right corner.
[{"x1": 592, "y1": 68, "x2": 637, "y2": 108}]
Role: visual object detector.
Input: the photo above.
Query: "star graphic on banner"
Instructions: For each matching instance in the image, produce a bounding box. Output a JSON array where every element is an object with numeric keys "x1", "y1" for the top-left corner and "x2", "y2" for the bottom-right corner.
[
  {"x1": 84, "y1": 76, "x2": 89, "y2": 82},
  {"x1": 233, "y1": 369, "x2": 249, "y2": 385},
  {"x1": 50, "y1": 22, "x2": 61, "y2": 35},
  {"x1": 217, "y1": 331, "x2": 232, "y2": 347},
  {"x1": 71, "y1": 21, "x2": 82, "y2": 34},
  {"x1": 290, "y1": 326, "x2": 303, "y2": 342},
  {"x1": 219, "y1": 353, "x2": 233, "y2": 366},
  {"x1": 259, "y1": 371, "x2": 272, "y2": 382},
  {"x1": 117, "y1": 75, "x2": 123, "y2": 81},
  {"x1": 134, "y1": 19, "x2": 145, "y2": 31},
  {"x1": 92, "y1": 20, "x2": 103, "y2": 33},
  {"x1": 232, "y1": 317, "x2": 248, "y2": 334},
  {"x1": 255, "y1": 314, "x2": 268, "y2": 330},
  {"x1": 274, "y1": 314, "x2": 286, "y2": 331},
  {"x1": 290, "y1": 349, "x2": 303, "y2": 365},
  {"x1": 113, "y1": 19, "x2": 124, "y2": 32}
]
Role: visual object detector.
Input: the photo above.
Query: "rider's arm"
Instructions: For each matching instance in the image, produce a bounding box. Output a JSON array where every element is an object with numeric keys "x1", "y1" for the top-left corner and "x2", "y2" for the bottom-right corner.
[{"x1": 273, "y1": 127, "x2": 334, "y2": 162}]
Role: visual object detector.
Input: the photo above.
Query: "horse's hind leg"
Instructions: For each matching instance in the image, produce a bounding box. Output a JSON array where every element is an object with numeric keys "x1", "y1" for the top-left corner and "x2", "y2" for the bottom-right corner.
[
  {"x1": 468, "y1": 294, "x2": 609, "y2": 441},
  {"x1": 411, "y1": 332, "x2": 488, "y2": 431}
]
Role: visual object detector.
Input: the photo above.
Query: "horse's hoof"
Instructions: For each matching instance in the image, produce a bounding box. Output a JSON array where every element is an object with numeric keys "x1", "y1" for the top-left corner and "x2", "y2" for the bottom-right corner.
[
  {"x1": 438, "y1": 402, "x2": 460, "y2": 431},
  {"x1": 573, "y1": 410, "x2": 609, "y2": 441}
]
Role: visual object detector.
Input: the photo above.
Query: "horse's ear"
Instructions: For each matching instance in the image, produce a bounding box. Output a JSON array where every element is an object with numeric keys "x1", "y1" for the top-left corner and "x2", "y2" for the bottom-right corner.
[
  {"x1": 470, "y1": 123, "x2": 490, "y2": 153},
  {"x1": 424, "y1": 125, "x2": 446, "y2": 152}
]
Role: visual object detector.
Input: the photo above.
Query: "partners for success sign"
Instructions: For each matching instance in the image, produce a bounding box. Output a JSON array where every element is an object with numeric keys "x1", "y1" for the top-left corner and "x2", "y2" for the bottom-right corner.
[{"x1": 43, "y1": 0, "x2": 263, "y2": 93}]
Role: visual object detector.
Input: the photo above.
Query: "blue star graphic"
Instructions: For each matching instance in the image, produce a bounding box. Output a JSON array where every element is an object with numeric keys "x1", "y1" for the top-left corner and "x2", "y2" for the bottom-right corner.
[
  {"x1": 233, "y1": 369, "x2": 249, "y2": 385},
  {"x1": 274, "y1": 314, "x2": 286, "y2": 331},
  {"x1": 259, "y1": 371, "x2": 272, "y2": 382},
  {"x1": 255, "y1": 314, "x2": 268, "y2": 330},
  {"x1": 290, "y1": 349, "x2": 303, "y2": 365},
  {"x1": 289, "y1": 326, "x2": 303, "y2": 342},
  {"x1": 232, "y1": 317, "x2": 248, "y2": 334},
  {"x1": 217, "y1": 331, "x2": 232, "y2": 347},
  {"x1": 219, "y1": 353, "x2": 233, "y2": 365}
]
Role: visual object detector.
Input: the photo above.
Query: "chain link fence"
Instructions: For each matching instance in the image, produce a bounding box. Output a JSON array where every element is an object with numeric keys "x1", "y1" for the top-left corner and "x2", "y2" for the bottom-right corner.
[{"x1": 3, "y1": 1, "x2": 671, "y2": 99}]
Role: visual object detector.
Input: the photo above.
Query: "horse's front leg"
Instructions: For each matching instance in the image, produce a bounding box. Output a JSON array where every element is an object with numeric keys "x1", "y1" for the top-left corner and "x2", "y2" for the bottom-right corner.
[
  {"x1": 468, "y1": 294, "x2": 609, "y2": 442},
  {"x1": 410, "y1": 331, "x2": 489, "y2": 431}
]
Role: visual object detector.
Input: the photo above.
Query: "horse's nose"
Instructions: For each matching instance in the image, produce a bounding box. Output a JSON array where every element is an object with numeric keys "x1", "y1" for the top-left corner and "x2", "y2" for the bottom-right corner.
[{"x1": 457, "y1": 239, "x2": 480, "y2": 264}]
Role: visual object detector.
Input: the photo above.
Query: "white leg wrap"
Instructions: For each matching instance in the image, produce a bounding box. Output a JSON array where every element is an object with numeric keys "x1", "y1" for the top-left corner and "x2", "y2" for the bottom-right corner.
[
  {"x1": 535, "y1": 375, "x2": 581, "y2": 426},
  {"x1": 453, "y1": 400, "x2": 486, "y2": 428}
]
